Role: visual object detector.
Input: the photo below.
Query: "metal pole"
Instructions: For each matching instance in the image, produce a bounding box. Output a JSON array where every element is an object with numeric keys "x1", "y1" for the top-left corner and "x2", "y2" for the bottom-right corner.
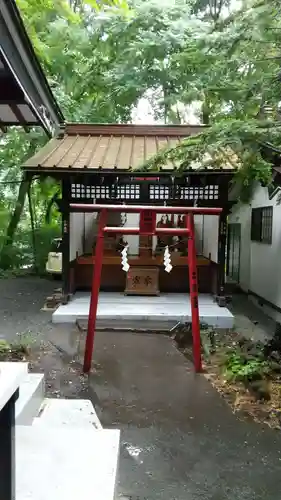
[
  {"x1": 83, "y1": 209, "x2": 107, "y2": 373},
  {"x1": 187, "y1": 213, "x2": 202, "y2": 373}
]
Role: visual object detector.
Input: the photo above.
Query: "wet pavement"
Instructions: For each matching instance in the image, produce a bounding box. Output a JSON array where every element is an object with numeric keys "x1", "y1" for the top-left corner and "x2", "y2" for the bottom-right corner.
[
  {"x1": 90, "y1": 330, "x2": 281, "y2": 500},
  {"x1": 0, "y1": 277, "x2": 281, "y2": 499}
]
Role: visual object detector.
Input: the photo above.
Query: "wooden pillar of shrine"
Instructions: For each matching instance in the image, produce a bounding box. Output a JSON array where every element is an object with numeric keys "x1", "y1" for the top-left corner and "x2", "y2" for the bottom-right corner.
[
  {"x1": 61, "y1": 177, "x2": 71, "y2": 304},
  {"x1": 216, "y1": 179, "x2": 230, "y2": 306}
]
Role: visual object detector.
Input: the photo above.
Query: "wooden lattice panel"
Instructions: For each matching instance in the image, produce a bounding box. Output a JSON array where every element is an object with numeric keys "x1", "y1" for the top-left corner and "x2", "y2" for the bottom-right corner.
[
  {"x1": 70, "y1": 183, "x2": 140, "y2": 201},
  {"x1": 179, "y1": 185, "x2": 219, "y2": 200}
]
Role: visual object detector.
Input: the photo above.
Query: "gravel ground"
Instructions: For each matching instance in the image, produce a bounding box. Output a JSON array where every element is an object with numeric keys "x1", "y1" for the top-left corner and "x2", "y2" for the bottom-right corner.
[
  {"x1": 0, "y1": 275, "x2": 55, "y2": 342},
  {"x1": 0, "y1": 276, "x2": 90, "y2": 399}
]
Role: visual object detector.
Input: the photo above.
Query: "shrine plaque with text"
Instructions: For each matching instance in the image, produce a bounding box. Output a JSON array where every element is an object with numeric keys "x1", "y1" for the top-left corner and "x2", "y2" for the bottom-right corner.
[{"x1": 125, "y1": 266, "x2": 159, "y2": 296}]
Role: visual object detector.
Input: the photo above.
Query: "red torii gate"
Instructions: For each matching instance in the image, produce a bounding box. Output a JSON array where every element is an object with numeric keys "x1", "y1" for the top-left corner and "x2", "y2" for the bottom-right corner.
[{"x1": 70, "y1": 203, "x2": 222, "y2": 373}]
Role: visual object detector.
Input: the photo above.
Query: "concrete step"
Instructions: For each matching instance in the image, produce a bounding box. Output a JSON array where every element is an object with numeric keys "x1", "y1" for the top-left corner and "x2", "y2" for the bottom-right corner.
[
  {"x1": 52, "y1": 293, "x2": 234, "y2": 329},
  {"x1": 78, "y1": 318, "x2": 176, "y2": 332},
  {"x1": 33, "y1": 397, "x2": 102, "y2": 429},
  {"x1": 16, "y1": 426, "x2": 120, "y2": 500},
  {"x1": 16, "y1": 372, "x2": 44, "y2": 425}
]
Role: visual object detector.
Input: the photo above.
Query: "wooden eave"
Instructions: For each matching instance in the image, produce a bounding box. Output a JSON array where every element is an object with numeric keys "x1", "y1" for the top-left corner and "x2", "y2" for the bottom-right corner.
[{"x1": 0, "y1": 0, "x2": 64, "y2": 136}]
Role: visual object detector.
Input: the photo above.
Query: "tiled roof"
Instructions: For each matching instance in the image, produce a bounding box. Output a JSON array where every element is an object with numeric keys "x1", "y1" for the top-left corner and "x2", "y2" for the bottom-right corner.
[{"x1": 23, "y1": 123, "x2": 207, "y2": 172}]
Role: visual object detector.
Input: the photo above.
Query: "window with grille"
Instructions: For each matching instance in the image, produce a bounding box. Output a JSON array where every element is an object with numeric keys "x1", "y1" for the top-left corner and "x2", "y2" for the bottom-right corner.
[
  {"x1": 116, "y1": 184, "x2": 140, "y2": 200},
  {"x1": 251, "y1": 206, "x2": 273, "y2": 244},
  {"x1": 149, "y1": 185, "x2": 170, "y2": 200},
  {"x1": 71, "y1": 183, "x2": 140, "y2": 200},
  {"x1": 179, "y1": 185, "x2": 219, "y2": 201},
  {"x1": 71, "y1": 183, "x2": 110, "y2": 200}
]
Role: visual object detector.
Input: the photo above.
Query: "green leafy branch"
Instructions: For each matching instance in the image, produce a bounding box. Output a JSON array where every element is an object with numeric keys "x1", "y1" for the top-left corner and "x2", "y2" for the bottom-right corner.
[
  {"x1": 138, "y1": 118, "x2": 281, "y2": 202},
  {"x1": 222, "y1": 351, "x2": 272, "y2": 383}
]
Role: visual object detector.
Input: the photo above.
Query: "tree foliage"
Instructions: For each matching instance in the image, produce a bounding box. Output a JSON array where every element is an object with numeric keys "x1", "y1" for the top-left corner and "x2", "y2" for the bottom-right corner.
[
  {"x1": 1, "y1": 0, "x2": 133, "y2": 269},
  {"x1": 141, "y1": 0, "x2": 281, "y2": 200}
]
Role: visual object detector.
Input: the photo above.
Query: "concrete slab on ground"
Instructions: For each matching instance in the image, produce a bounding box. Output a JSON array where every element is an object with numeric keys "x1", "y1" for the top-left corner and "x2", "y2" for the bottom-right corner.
[
  {"x1": 0, "y1": 362, "x2": 27, "y2": 411},
  {"x1": 52, "y1": 292, "x2": 234, "y2": 329},
  {"x1": 33, "y1": 398, "x2": 102, "y2": 429},
  {"x1": 89, "y1": 329, "x2": 281, "y2": 500},
  {"x1": 16, "y1": 373, "x2": 44, "y2": 425},
  {"x1": 16, "y1": 427, "x2": 120, "y2": 500}
]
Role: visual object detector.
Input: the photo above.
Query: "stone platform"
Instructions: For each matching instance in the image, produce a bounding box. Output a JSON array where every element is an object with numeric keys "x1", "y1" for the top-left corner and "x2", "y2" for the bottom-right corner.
[
  {"x1": 17, "y1": 427, "x2": 120, "y2": 500},
  {"x1": 52, "y1": 292, "x2": 234, "y2": 329}
]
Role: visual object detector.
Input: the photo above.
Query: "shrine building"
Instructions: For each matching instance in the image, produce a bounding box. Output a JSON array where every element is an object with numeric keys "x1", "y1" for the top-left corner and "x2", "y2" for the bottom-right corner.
[{"x1": 22, "y1": 122, "x2": 235, "y2": 326}]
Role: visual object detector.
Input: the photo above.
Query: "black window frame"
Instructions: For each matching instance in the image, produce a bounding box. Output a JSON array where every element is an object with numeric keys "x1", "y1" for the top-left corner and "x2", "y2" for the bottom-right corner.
[{"x1": 251, "y1": 206, "x2": 273, "y2": 244}]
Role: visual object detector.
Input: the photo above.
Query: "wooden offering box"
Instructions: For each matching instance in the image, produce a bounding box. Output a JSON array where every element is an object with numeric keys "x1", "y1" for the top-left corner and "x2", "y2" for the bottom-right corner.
[{"x1": 125, "y1": 266, "x2": 159, "y2": 296}]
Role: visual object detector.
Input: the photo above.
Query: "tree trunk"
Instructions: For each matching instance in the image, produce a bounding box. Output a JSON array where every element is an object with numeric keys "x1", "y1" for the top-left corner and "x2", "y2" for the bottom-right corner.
[
  {"x1": 163, "y1": 83, "x2": 169, "y2": 124},
  {"x1": 27, "y1": 182, "x2": 38, "y2": 273},
  {"x1": 0, "y1": 177, "x2": 30, "y2": 269},
  {"x1": 202, "y1": 96, "x2": 211, "y2": 125}
]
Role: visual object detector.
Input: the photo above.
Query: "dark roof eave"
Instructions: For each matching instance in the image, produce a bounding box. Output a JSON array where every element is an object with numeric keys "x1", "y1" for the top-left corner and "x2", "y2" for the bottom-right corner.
[
  {"x1": 64, "y1": 122, "x2": 207, "y2": 137},
  {"x1": 22, "y1": 166, "x2": 236, "y2": 175},
  {"x1": 0, "y1": 0, "x2": 64, "y2": 136}
]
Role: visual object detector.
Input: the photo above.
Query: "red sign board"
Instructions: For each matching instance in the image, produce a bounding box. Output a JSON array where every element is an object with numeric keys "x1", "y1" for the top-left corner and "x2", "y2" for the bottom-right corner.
[
  {"x1": 139, "y1": 210, "x2": 156, "y2": 234},
  {"x1": 133, "y1": 177, "x2": 160, "y2": 181}
]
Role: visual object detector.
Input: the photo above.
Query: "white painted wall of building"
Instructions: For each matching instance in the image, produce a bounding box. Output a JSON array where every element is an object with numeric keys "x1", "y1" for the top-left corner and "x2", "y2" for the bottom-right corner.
[
  {"x1": 70, "y1": 213, "x2": 98, "y2": 261},
  {"x1": 69, "y1": 213, "x2": 84, "y2": 261},
  {"x1": 250, "y1": 185, "x2": 281, "y2": 308},
  {"x1": 202, "y1": 215, "x2": 219, "y2": 263},
  {"x1": 84, "y1": 213, "x2": 98, "y2": 253},
  {"x1": 124, "y1": 213, "x2": 139, "y2": 255},
  {"x1": 69, "y1": 211, "x2": 210, "y2": 260},
  {"x1": 229, "y1": 183, "x2": 281, "y2": 320}
]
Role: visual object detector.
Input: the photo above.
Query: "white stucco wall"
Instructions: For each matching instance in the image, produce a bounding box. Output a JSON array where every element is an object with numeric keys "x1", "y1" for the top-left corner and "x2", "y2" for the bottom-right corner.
[
  {"x1": 70, "y1": 211, "x2": 205, "y2": 259},
  {"x1": 250, "y1": 185, "x2": 281, "y2": 307},
  {"x1": 69, "y1": 213, "x2": 98, "y2": 261},
  {"x1": 84, "y1": 213, "x2": 98, "y2": 254},
  {"x1": 124, "y1": 213, "x2": 139, "y2": 255},
  {"x1": 194, "y1": 215, "x2": 204, "y2": 254},
  {"x1": 229, "y1": 183, "x2": 281, "y2": 317},
  {"x1": 202, "y1": 215, "x2": 219, "y2": 263},
  {"x1": 69, "y1": 213, "x2": 84, "y2": 261}
]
